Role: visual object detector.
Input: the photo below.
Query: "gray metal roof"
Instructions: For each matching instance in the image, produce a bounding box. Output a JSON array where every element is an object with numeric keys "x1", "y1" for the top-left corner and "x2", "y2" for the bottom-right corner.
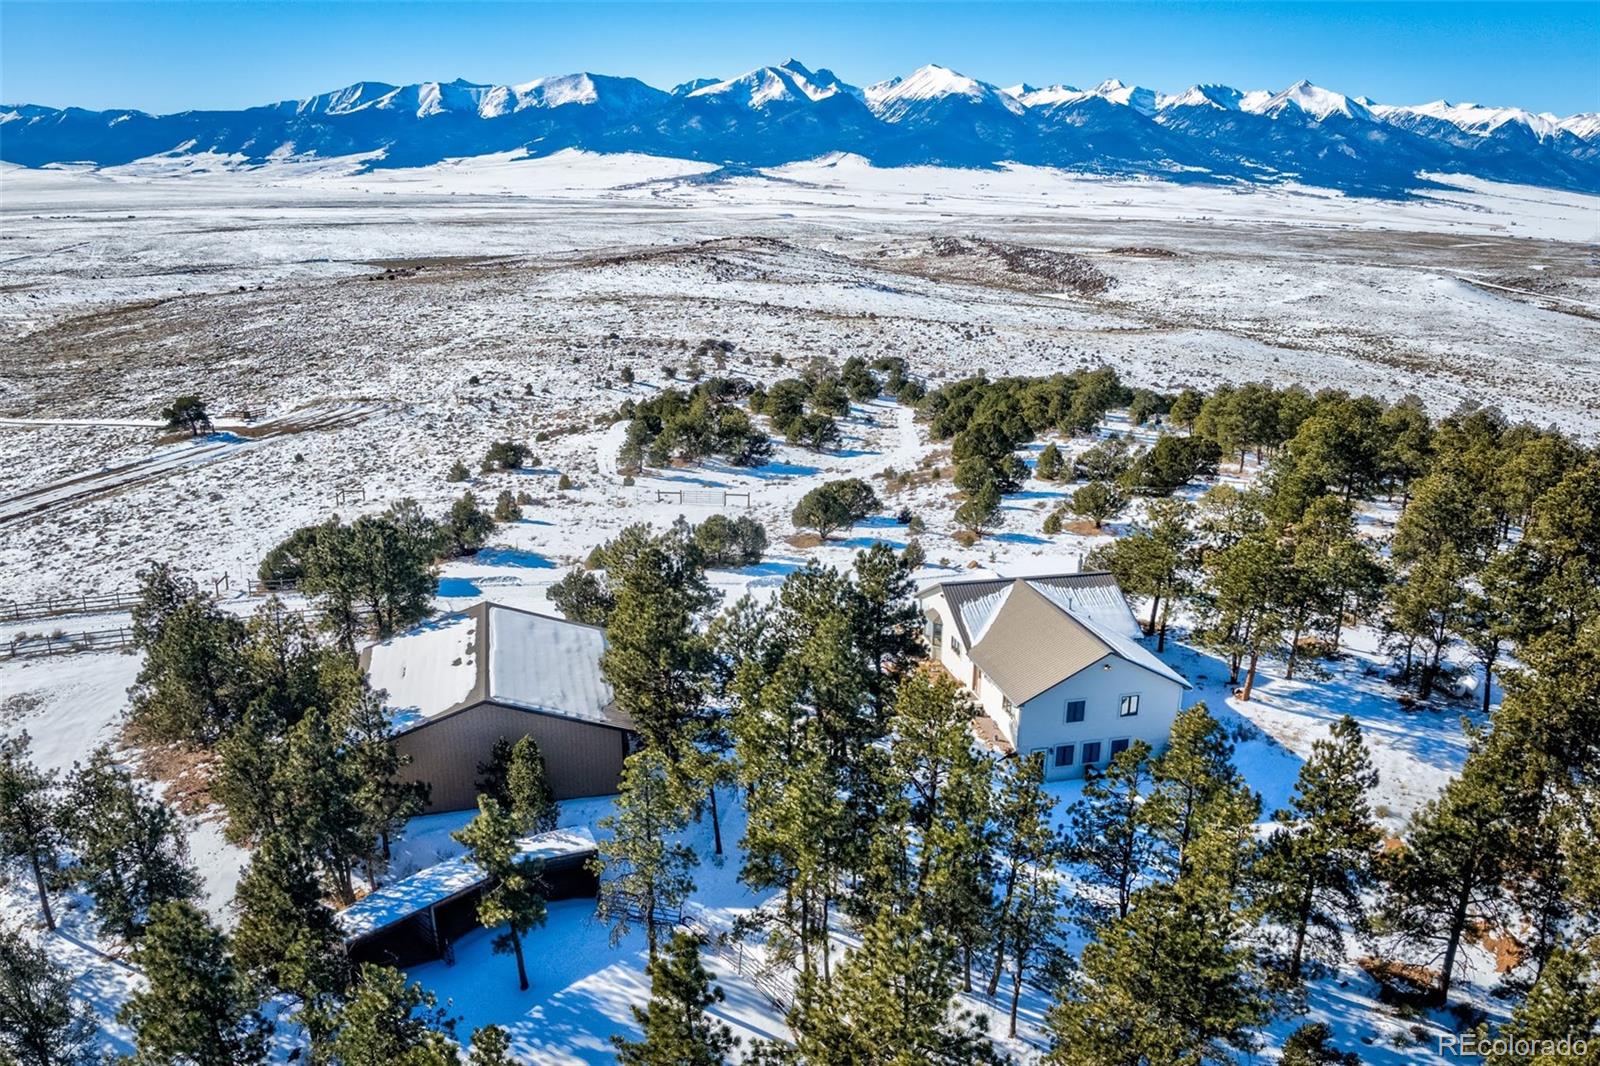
[
  {"x1": 922, "y1": 571, "x2": 1190, "y2": 701},
  {"x1": 920, "y1": 570, "x2": 1123, "y2": 647},
  {"x1": 366, "y1": 601, "x2": 631, "y2": 734}
]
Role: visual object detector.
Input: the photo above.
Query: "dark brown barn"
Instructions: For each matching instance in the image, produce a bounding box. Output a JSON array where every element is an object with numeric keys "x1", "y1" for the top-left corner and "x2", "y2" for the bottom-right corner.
[{"x1": 363, "y1": 602, "x2": 634, "y2": 812}]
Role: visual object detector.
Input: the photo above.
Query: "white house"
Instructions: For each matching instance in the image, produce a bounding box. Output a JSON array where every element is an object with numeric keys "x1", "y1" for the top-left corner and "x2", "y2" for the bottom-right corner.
[{"x1": 918, "y1": 571, "x2": 1191, "y2": 780}]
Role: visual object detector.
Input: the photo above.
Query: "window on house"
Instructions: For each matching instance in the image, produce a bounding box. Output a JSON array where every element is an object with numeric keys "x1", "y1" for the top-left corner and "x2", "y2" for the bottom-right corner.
[
  {"x1": 1110, "y1": 738, "x2": 1131, "y2": 757},
  {"x1": 1065, "y1": 699, "x2": 1086, "y2": 723},
  {"x1": 1001, "y1": 695, "x2": 1015, "y2": 720},
  {"x1": 1119, "y1": 693, "x2": 1141, "y2": 717},
  {"x1": 928, "y1": 617, "x2": 943, "y2": 651},
  {"x1": 951, "y1": 635, "x2": 962, "y2": 655},
  {"x1": 1082, "y1": 741, "x2": 1103, "y2": 765},
  {"x1": 1054, "y1": 744, "x2": 1075, "y2": 768},
  {"x1": 972, "y1": 666, "x2": 981, "y2": 693}
]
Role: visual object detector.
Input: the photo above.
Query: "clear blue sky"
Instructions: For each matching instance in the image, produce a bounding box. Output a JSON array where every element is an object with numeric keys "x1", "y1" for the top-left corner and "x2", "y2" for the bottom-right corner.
[{"x1": 3, "y1": 1, "x2": 1596, "y2": 115}]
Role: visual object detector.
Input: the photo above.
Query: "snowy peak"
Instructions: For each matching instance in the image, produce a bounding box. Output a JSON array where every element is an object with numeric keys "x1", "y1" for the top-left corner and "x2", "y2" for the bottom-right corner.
[
  {"x1": 1089, "y1": 79, "x2": 1157, "y2": 116},
  {"x1": 1246, "y1": 80, "x2": 1373, "y2": 122},
  {"x1": 1005, "y1": 78, "x2": 1157, "y2": 115},
  {"x1": 1376, "y1": 99, "x2": 1563, "y2": 140},
  {"x1": 297, "y1": 73, "x2": 666, "y2": 121},
  {"x1": 1157, "y1": 84, "x2": 1245, "y2": 112},
  {"x1": 689, "y1": 59, "x2": 856, "y2": 108},
  {"x1": 671, "y1": 77, "x2": 720, "y2": 97},
  {"x1": 865, "y1": 64, "x2": 1023, "y2": 121},
  {"x1": 1560, "y1": 113, "x2": 1600, "y2": 141},
  {"x1": 294, "y1": 81, "x2": 400, "y2": 116}
]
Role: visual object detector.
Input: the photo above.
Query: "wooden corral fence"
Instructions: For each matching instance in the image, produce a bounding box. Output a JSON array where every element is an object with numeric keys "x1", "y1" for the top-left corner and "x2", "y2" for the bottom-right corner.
[
  {"x1": 679, "y1": 903, "x2": 795, "y2": 1013},
  {"x1": 4, "y1": 573, "x2": 299, "y2": 626},
  {"x1": 653, "y1": 489, "x2": 752, "y2": 509},
  {"x1": 3, "y1": 627, "x2": 136, "y2": 661},
  {"x1": 1, "y1": 589, "x2": 142, "y2": 624}
]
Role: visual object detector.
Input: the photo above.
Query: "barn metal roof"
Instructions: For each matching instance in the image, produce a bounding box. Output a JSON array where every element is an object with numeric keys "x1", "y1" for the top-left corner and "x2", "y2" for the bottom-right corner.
[{"x1": 364, "y1": 601, "x2": 627, "y2": 734}]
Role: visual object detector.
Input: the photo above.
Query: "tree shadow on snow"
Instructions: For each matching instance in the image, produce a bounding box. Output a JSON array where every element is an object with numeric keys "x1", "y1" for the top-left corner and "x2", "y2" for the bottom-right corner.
[{"x1": 473, "y1": 548, "x2": 555, "y2": 569}]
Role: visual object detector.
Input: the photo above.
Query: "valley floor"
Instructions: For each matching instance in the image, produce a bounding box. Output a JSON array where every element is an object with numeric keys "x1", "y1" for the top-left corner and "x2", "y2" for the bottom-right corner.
[{"x1": 0, "y1": 155, "x2": 1589, "y2": 1062}]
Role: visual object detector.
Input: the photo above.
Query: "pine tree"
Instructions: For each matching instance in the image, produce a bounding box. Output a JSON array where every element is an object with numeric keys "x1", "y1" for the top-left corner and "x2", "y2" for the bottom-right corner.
[
  {"x1": 986, "y1": 752, "x2": 1058, "y2": 999},
  {"x1": 65, "y1": 747, "x2": 200, "y2": 943},
  {"x1": 850, "y1": 543, "x2": 925, "y2": 719},
  {"x1": 1002, "y1": 825, "x2": 1061, "y2": 1039},
  {"x1": 791, "y1": 479, "x2": 878, "y2": 540},
  {"x1": 327, "y1": 964, "x2": 459, "y2": 1066},
  {"x1": 504, "y1": 735, "x2": 559, "y2": 833},
  {"x1": 888, "y1": 670, "x2": 994, "y2": 990},
  {"x1": 0, "y1": 734, "x2": 65, "y2": 930},
  {"x1": 727, "y1": 562, "x2": 889, "y2": 983},
  {"x1": 453, "y1": 796, "x2": 549, "y2": 990},
  {"x1": 793, "y1": 897, "x2": 999, "y2": 1065},
  {"x1": 1387, "y1": 459, "x2": 1496, "y2": 697},
  {"x1": 599, "y1": 522, "x2": 716, "y2": 758},
  {"x1": 275, "y1": 704, "x2": 371, "y2": 905},
  {"x1": 1199, "y1": 528, "x2": 1287, "y2": 699},
  {"x1": 118, "y1": 900, "x2": 270, "y2": 1066},
  {"x1": 1257, "y1": 715, "x2": 1381, "y2": 983},
  {"x1": 1276, "y1": 495, "x2": 1373, "y2": 678},
  {"x1": 955, "y1": 477, "x2": 1003, "y2": 536},
  {"x1": 161, "y1": 395, "x2": 212, "y2": 436},
  {"x1": 127, "y1": 565, "x2": 247, "y2": 746},
  {"x1": 1280, "y1": 1022, "x2": 1361, "y2": 1066},
  {"x1": 341, "y1": 681, "x2": 428, "y2": 878},
  {"x1": 231, "y1": 830, "x2": 349, "y2": 1048},
  {"x1": 1457, "y1": 551, "x2": 1519, "y2": 714},
  {"x1": 1049, "y1": 802, "x2": 1267, "y2": 1066},
  {"x1": 468, "y1": 1025, "x2": 517, "y2": 1065},
  {"x1": 1067, "y1": 739, "x2": 1156, "y2": 925},
  {"x1": 445, "y1": 491, "x2": 495, "y2": 556},
  {"x1": 548, "y1": 566, "x2": 615, "y2": 626},
  {"x1": 0, "y1": 923, "x2": 94, "y2": 1066},
  {"x1": 1144, "y1": 703, "x2": 1246, "y2": 880},
  {"x1": 1480, "y1": 945, "x2": 1599, "y2": 1064},
  {"x1": 475, "y1": 736, "x2": 518, "y2": 808},
  {"x1": 611, "y1": 931, "x2": 738, "y2": 1066},
  {"x1": 1086, "y1": 497, "x2": 1195, "y2": 649},
  {"x1": 1381, "y1": 754, "x2": 1515, "y2": 1003},
  {"x1": 1070, "y1": 481, "x2": 1125, "y2": 529},
  {"x1": 1036, "y1": 441, "x2": 1064, "y2": 481},
  {"x1": 593, "y1": 747, "x2": 698, "y2": 961}
]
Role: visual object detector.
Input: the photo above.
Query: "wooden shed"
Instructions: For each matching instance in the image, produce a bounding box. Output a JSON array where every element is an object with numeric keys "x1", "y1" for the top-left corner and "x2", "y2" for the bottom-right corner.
[{"x1": 363, "y1": 602, "x2": 635, "y2": 812}]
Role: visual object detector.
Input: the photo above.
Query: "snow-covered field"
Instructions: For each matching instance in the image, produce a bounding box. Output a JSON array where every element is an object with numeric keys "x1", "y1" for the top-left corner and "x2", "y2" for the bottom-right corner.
[{"x1": 0, "y1": 152, "x2": 1590, "y2": 1062}]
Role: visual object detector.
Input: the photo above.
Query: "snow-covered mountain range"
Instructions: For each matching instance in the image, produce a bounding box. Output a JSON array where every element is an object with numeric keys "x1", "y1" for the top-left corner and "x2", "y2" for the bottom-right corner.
[{"x1": 4, "y1": 59, "x2": 1596, "y2": 194}]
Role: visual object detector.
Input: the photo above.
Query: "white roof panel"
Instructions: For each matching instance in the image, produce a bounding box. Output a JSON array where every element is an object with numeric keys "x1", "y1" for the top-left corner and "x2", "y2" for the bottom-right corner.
[
  {"x1": 338, "y1": 827, "x2": 597, "y2": 940},
  {"x1": 366, "y1": 613, "x2": 480, "y2": 730},
  {"x1": 487, "y1": 606, "x2": 614, "y2": 724}
]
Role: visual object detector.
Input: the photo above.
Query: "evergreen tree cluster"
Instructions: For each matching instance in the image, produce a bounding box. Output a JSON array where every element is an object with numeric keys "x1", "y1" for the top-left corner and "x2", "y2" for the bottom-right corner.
[
  {"x1": 119, "y1": 568, "x2": 428, "y2": 916},
  {"x1": 615, "y1": 377, "x2": 773, "y2": 471}
]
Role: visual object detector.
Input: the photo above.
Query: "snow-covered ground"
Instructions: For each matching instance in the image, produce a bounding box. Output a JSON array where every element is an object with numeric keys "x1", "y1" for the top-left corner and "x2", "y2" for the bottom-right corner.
[{"x1": 0, "y1": 153, "x2": 1580, "y2": 1062}]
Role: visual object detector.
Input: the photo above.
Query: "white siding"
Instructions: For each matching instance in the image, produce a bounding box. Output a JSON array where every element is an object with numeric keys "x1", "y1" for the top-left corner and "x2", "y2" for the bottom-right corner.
[{"x1": 1015, "y1": 655, "x2": 1183, "y2": 780}]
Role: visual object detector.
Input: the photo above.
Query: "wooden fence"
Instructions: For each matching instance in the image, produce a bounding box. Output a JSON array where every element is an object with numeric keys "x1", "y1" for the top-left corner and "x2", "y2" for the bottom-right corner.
[
  {"x1": 3, "y1": 627, "x2": 136, "y2": 661},
  {"x1": 653, "y1": 489, "x2": 752, "y2": 509},
  {"x1": 1, "y1": 590, "x2": 142, "y2": 624}
]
